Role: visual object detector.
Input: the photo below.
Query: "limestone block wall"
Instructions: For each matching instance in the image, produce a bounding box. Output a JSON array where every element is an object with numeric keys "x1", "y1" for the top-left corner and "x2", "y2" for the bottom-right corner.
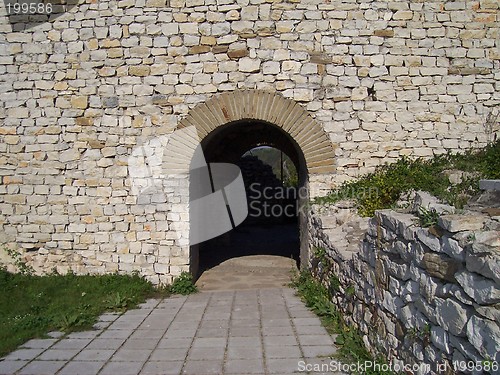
[
  {"x1": 0, "y1": 0, "x2": 499, "y2": 279},
  {"x1": 309, "y1": 202, "x2": 500, "y2": 373}
]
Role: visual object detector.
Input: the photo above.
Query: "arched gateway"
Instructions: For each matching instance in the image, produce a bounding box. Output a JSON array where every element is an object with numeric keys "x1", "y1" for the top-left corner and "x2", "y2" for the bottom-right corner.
[{"x1": 170, "y1": 90, "x2": 336, "y2": 277}]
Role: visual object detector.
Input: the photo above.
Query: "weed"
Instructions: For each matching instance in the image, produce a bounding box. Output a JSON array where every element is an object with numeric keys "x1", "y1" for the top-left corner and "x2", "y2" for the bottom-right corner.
[
  {"x1": 58, "y1": 311, "x2": 95, "y2": 331},
  {"x1": 329, "y1": 275, "x2": 341, "y2": 294},
  {"x1": 345, "y1": 284, "x2": 355, "y2": 297},
  {"x1": 3, "y1": 247, "x2": 34, "y2": 275},
  {"x1": 313, "y1": 247, "x2": 327, "y2": 261},
  {"x1": 169, "y1": 272, "x2": 197, "y2": 295},
  {"x1": 417, "y1": 206, "x2": 440, "y2": 228},
  {"x1": 408, "y1": 324, "x2": 431, "y2": 346},
  {"x1": 106, "y1": 292, "x2": 134, "y2": 311}
]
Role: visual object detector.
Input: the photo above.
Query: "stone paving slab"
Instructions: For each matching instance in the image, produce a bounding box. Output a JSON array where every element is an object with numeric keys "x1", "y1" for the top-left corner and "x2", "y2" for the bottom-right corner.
[{"x1": 0, "y1": 288, "x2": 346, "y2": 375}]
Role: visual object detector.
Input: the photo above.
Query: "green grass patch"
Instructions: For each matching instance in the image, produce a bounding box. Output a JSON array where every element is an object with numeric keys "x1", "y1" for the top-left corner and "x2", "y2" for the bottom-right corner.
[
  {"x1": 292, "y1": 271, "x2": 394, "y2": 375},
  {"x1": 0, "y1": 269, "x2": 169, "y2": 357},
  {"x1": 316, "y1": 140, "x2": 500, "y2": 217}
]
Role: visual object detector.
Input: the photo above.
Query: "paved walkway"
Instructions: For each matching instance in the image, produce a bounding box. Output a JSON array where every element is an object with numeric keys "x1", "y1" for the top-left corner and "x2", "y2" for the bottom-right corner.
[{"x1": 0, "y1": 288, "x2": 343, "y2": 375}]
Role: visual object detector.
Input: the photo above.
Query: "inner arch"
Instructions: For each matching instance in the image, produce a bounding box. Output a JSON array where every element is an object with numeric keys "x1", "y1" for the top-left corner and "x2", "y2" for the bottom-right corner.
[
  {"x1": 191, "y1": 120, "x2": 307, "y2": 282},
  {"x1": 200, "y1": 119, "x2": 306, "y2": 183}
]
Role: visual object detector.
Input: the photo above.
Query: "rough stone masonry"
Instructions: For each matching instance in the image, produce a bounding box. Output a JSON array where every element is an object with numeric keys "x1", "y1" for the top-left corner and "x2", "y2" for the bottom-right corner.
[
  {"x1": 308, "y1": 190, "x2": 500, "y2": 373},
  {"x1": 0, "y1": 0, "x2": 499, "y2": 283}
]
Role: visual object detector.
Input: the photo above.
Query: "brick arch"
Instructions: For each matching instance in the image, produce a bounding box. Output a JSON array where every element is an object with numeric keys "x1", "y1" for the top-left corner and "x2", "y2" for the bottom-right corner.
[{"x1": 174, "y1": 90, "x2": 336, "y2": 175}]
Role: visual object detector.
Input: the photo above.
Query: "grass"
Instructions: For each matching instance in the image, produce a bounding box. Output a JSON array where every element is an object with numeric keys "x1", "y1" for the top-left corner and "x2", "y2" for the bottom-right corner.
[
  {"x1": 316, "y1": 140, "x2": 500, "y2": 217},
  {"x1": 292, "y1": 270, "x2": 394, "y2": 375},
  {"x1": 0, "y1": 269, "x2": 169, "y2": 357}
]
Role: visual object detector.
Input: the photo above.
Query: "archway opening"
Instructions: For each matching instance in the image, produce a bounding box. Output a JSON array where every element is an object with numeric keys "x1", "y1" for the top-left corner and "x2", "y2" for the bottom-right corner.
[{"x1": 190, "y1": 120, "x2": 309, "y2": 286}]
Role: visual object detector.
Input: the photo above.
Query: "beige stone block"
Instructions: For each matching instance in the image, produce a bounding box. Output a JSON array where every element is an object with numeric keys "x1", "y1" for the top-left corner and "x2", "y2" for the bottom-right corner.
[
  {"x1": 0, "y1": 127, "x2": 17, "y2": 135},
  {"x1": 393, "y1": 10, "x2": 413, "y2": 20},
  {"x1": 98, "y1": 67, "x2": 116, "y2": 77},
  {"x1": 75, "y1": 117, "x2": 94, "y2": 126},
  {"x1": 294, "y1": 89, "x2": 313, "y2": 102},
  {"x1": 374, "y1": 29, "x2": 394, "y2": 37},
  {"x1": 354, "y1": 55, "x2": 370, "y2": 66},
  {"x1": 107, "y1": 48, "x2": 124, "y2": 58},
  {"x1": 8, "y1": 107, "x2": 29, "y2": 118},
  {"x1": 146, "y1": 0, "x2": 166, "y2": 6},
  {"x1": 226, "y1": 9, "x2": 240, "y2": 21},
  {"x1": 3, "y1": 176, "x2": 22, "y2": 184},
  {"x1": 227, "y1": 48, "x2": 249, "y2": 59},
  {"x1": 47, "y1": 30, "x2": 60, "y2": 41},
  {"x1": 4, "y1": 135, "x2": 20, "y2": 145},
  {"x1": 129, "y1": 66, "x2": 150, "y2": 77},
  {"x1": 351, "y1": 87, "x2": 368, "y2": 101},
  {"x1": 212, "y1": 45, "x2": 229, "y2": 54},
  {"x1": 200, "y1": 36, "x2": 216, "y2": 45},
  {"x1": 188, "y1": 45, "x2": 211, "y2": 54},
  {"x1": 60, "y1": 148, "x2": 81, "y2": 162},
  {"x1": 71, "y1": 96, "x2": 88, "y2": 110},
  {"x1": 241, "y1": 6, "x2": 258, "y2": 21}
]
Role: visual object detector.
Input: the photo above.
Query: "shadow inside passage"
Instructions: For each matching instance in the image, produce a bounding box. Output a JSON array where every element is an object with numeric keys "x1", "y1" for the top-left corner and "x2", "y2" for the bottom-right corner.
[{"x1": 196, "y1": 220, "x2": 300, "y2": 279}]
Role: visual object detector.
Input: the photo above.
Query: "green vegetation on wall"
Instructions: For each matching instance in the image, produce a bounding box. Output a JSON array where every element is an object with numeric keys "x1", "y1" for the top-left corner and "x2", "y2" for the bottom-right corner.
[{"x1": 316, "y1": 140, "x2": 500, "y2": 217}]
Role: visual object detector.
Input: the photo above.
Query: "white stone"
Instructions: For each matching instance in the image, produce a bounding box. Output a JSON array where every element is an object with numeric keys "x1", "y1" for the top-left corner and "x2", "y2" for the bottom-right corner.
[
  {"x1": 455, "y1": 271, "x2": 500, "y2": 305},
  {"x1": 238, "y1": 57, "x2": 261, "y2": 73},
  {"x1": 294, "y1": 89, "x2": 313, "y2": 102},
  {"x1": 435, "y1": 297, "x2": 472, "y2": 336},
  {"x1": 60, "y1": 149, "x2": 81, "y2": 163},
  {"x1": 431, "y1": 326, "x2": 451, "y2": 354},
  {"x1": 466, "y1": 316, "x2": 500, "y2": 361}
]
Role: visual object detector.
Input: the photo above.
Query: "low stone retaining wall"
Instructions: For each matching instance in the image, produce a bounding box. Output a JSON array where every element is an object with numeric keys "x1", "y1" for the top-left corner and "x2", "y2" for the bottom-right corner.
[{"x1": 309, "y1": 196, "x2": 499, "y2": 373}]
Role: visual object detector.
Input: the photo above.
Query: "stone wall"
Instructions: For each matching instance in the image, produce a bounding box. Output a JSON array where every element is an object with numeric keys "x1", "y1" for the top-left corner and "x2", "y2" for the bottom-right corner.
[
  {"x1": 309, "y1": 195, "x2": 500, "y2": 373},
  {"x1": 0, "y1": 0, "x2": 499, "y2": 280}
]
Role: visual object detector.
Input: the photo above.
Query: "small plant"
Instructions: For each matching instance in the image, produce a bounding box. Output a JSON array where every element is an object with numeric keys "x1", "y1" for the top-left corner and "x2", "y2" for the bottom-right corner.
[
  {"x1": 417, "y1": 206, "x2": 440, "y2": 228},
  {"x1": 58, "y1": 311, "x2": 95, "y2": 331},
  {"x1": 169, "y1": 272, "x2": 197, "y2": 295},
  {"x1": 345, "y1": 284, "x2": 355, "y2": 297},
  {"x1": 408, "y1": 324, "x2": 431, "y2": 345},
  {"x1": 407, "y1": 327, "x2": 419, "y2": 340},
  {"x1": 313, "y1": 247, "x2": 327, "y2": 261},
  {"x1": 329, "y1": 274, "x2": 341, "y2": 294},
  {"x1": 106, "y1": 292, "x2": 134, "y2": 311}
]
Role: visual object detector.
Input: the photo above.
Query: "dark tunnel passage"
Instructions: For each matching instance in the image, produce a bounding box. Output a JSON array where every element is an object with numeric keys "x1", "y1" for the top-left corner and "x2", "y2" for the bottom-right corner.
[{"x1": 190, "y1": 120, "x2": 309, "y2": 280}]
